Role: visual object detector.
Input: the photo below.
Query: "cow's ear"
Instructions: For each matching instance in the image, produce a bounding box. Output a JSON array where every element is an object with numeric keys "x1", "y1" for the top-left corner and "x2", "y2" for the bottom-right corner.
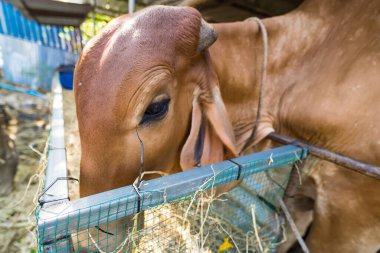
[{"x1": 180, "y1": 51, "x2": 238, "y2": 170}]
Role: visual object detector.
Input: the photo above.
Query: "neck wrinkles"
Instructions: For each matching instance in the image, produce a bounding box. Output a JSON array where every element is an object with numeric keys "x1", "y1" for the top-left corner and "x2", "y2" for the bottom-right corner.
[{"x1": 210, "y1": 3, "x2": 329, "y2": 152}]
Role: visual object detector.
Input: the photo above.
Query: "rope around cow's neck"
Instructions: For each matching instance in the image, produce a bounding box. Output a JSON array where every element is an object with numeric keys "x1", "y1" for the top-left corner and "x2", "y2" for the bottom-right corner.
[
  {"x1": 241, "y1": 18, "x2": 311, "y2": 253},
  {"x1": 241, "y1": 17, "x2": 268, "y2": 153}
]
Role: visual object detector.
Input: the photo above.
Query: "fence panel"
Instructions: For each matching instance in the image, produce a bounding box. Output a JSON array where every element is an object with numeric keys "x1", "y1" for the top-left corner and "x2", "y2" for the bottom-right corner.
[{"x1": 37, "y1": 142, "x2": 305, "y2": 252}]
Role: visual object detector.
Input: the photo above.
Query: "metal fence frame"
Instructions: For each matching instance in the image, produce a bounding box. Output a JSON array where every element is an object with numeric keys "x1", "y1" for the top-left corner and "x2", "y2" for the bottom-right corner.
[{"x1": 36, "y1": 76, "x2": 308, "y2": 252}]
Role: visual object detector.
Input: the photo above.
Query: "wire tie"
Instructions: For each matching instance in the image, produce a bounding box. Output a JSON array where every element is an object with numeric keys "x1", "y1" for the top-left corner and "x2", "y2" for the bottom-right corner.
[
  {"x1": 133, "y1": 183, "x2": 142, "y2": 213},
  {"x1": 95, "y1": 226, "x2": 114, "y2": 236},
  {"x1": 228, "y1": 159, "x2": 243, "y2": 180},
  {"x1": 38, "y1": 177, "x2": 79, "y2": 206}
]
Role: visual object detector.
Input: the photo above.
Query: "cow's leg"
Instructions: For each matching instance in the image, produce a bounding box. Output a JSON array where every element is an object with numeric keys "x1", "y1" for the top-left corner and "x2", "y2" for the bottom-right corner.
[
  {"x1": 306, "y1": 162, "x2": 380, "y2": 253},
  {"x1": 277, "y1": 160, "x2": 317, "y2": 253},
  {"x1": 276, "y1": 210, "x2": 313, "y2": 253}
]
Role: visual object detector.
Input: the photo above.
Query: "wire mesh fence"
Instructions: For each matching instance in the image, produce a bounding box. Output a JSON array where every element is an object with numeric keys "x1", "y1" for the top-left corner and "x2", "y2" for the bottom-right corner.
[{"x1": 36, "y1": 145, "x2": 306, "y2": 253}]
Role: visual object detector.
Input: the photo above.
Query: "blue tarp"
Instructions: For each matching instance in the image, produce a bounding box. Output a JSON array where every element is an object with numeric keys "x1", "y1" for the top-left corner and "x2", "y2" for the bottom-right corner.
[
  {"x1": 0, "y1": 35, "x2": 77, "y2": 90},
  {"x1": 0, "y1": 1, "x2": 82, "y2": 53},
  {"x1": 0, "y1": 1, "x2": 81, "y2": 90}
]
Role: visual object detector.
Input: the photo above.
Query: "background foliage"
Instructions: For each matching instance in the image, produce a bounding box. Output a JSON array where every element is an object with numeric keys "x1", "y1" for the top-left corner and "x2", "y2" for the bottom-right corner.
[{"x1": 80, "y1": 13, "x2": 114, "y2": 45}]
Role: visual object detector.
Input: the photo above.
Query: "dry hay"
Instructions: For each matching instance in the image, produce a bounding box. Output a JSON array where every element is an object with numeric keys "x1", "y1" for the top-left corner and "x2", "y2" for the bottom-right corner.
[
  {"x1": 0, "y1": 88, "x2": 50, "y2": 253},
  {"x1": 82, "y1": 171, "x2": 284, "y2": 253},
  {"x1": 133, "y1": 173, "x2": 284, "y2": 253}
]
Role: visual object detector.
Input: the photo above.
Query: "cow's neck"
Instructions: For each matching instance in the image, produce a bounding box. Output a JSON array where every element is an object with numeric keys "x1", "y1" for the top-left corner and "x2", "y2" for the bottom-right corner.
[
  {"x1": 211, "y1": 0, "x2": 379, "y2": 155},
  {"x1": 209, "y1": 4, "x2": 324, "y2": 152}
]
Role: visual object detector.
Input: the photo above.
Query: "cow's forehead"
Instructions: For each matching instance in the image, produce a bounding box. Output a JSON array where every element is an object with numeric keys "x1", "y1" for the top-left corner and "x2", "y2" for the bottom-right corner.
[
  {"x1": 121, "y1": 6, "x2": 201, "y2": 51},
  {"x1": 98, "y1": 6, "x2": 201, "y2": 85},
  {"x1": 75, "y1": 6, "x2": 201, "y2": 122}
]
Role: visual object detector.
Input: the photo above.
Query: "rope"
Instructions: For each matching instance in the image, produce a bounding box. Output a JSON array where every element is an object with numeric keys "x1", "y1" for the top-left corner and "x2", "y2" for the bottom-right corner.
[
  {"x1": 134, "y1": 127, "x2": 145, "y2": 213},
  {"x1": 135, "y1": 128, "x2": 145, "y2": 190},
  {"x1": 241, "y1": 17, "x2": 269, "y2": 152}
]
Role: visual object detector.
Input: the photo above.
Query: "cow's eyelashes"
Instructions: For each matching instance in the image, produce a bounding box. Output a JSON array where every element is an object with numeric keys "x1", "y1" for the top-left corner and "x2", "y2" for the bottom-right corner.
[{"x1": 140, "y1": 98, "x2": 170, "y2": 125}]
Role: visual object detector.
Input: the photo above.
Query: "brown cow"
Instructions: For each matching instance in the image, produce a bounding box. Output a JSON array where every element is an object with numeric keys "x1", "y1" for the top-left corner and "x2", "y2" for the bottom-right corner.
[{"x1": 74, "y1": 0, "x2": 380, "y2": 252}]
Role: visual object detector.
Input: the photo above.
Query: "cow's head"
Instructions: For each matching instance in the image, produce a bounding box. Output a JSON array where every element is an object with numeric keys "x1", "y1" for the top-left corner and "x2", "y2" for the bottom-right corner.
[{"x1": 75, "y1": 6, "x2": 237, "y2": 197}]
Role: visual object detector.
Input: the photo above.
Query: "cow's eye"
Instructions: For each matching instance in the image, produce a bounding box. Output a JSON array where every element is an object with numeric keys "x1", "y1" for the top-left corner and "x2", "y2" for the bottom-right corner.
[{"x1": 140, "y1": 98, "x2": 170, "y2": 125}]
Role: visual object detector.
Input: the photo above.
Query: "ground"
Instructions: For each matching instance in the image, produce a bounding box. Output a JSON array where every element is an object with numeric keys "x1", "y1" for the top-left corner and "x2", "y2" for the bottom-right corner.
[
  {"x1": 0, "y1": 85, "x2": 84, "y2": 252},
  {"x1": 0, "y1": 88, "x2": 49, "y2": 253}
]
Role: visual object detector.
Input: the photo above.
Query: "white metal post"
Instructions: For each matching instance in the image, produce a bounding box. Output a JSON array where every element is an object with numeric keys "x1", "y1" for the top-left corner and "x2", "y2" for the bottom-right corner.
[{"x1": 129, "y1": 0, "x2": 135, "y2": 14}]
